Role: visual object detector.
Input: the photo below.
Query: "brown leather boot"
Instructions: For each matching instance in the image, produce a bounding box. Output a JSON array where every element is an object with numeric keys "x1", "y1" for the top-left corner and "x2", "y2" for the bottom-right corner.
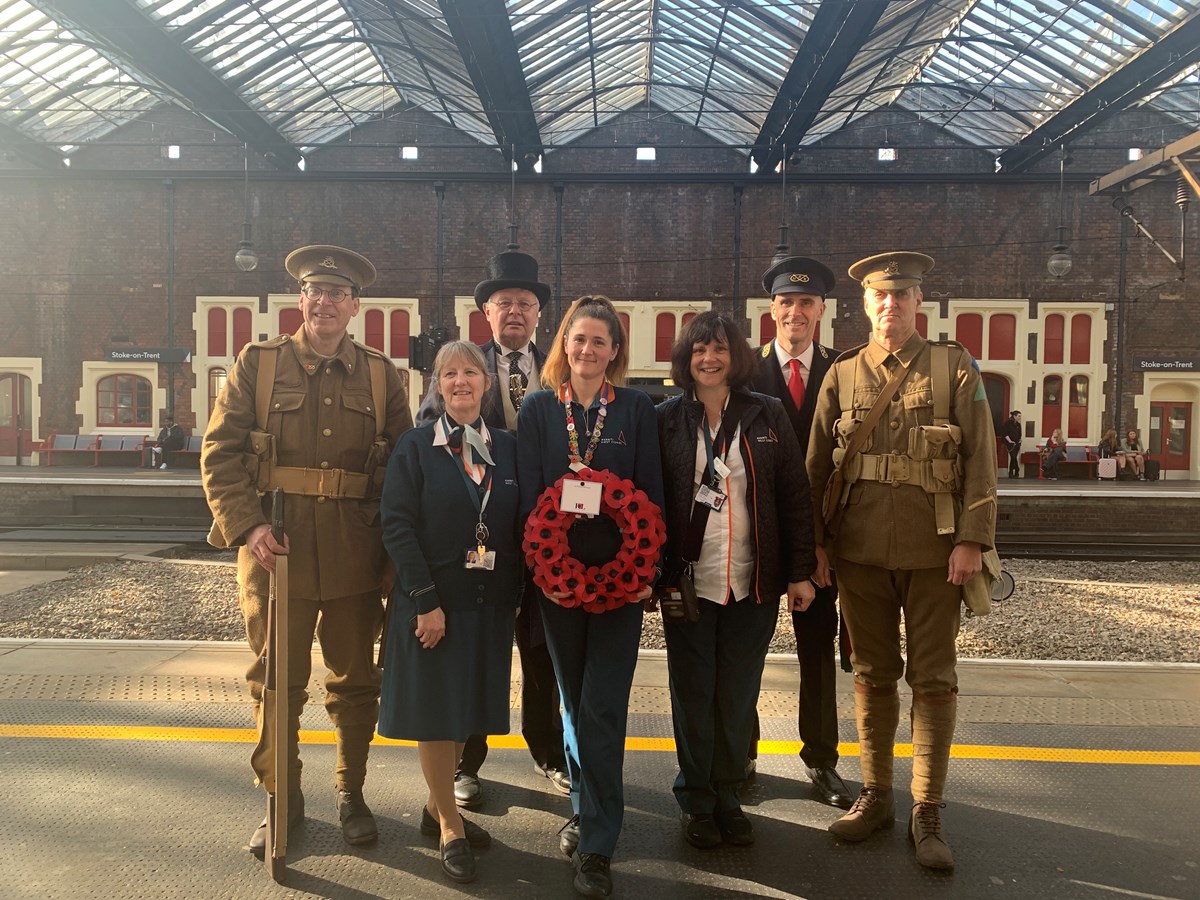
[
  {"x1": 909, "y1": 801, "x2": 954, "y2": 870},
  {"x1": 828, "y1": 787, "x2": 895, "y2": 841}
]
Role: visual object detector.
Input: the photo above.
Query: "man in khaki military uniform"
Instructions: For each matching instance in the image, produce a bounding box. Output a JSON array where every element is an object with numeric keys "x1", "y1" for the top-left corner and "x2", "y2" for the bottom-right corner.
[
  {"x1": 807, "y1": 251, "x2": 996, "y2": 870},
  {"x1": 202, "y1": 245, "x2": 412, "y2": 856}
]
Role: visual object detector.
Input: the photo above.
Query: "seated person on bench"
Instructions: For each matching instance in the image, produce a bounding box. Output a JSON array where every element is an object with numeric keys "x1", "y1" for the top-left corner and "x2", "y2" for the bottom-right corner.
[
  {"x1": 1097, "y1": 429, "x2": 1127, "y2": 476},
  {"x1": 1123, "y1": 429, "x2": 1146, "y2": 479},
  {"x1": 150, "y1": 418, "x2": 185, "y2": 469},
  {"x1": 1042, "y1": 428, "x2": 1066, "y2": 480}
]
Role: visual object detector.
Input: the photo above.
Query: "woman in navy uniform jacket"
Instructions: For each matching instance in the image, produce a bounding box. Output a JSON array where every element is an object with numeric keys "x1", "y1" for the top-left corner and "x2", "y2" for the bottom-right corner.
[
  {"x1": 655, "y1": 312, "x2": 816, "y2": 849},
  {"x1": 379, "y1": 341, "x2": 522, "y2": 885},
  {"x1": 516, "y1": 296, "x2": 664, "y2": 899}
]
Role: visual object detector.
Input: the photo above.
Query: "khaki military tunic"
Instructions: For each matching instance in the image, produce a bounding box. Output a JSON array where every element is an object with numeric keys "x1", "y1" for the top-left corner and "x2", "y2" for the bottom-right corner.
[
  {"x1": 202, "y1": 328, "x2": 413, "y2": 601},
  {"x1": 807, "y1": 333, "x2": 996, "y2": 568}
]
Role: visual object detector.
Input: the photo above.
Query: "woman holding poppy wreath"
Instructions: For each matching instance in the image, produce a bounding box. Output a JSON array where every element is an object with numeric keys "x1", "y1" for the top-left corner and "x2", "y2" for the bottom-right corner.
[
  {"x1": 655, "y1": 312, "x2": 816, "y2": 849},
  {"x1": 516, "y1": 296, "x2": 665, "y2": 898}
]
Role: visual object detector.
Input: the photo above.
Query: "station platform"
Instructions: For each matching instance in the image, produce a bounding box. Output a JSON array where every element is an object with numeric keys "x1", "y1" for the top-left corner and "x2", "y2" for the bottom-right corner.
[{"x1": 1, "y1": 639, "x2": 1197, "y2": 900}]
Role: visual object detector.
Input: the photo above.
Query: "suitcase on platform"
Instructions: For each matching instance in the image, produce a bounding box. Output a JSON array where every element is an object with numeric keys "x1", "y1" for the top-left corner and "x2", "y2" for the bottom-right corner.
[
  {"x1": 1144, "y1": 459, "x2": 1161, "y2": 481},
  {"x1": 1097, "y1": 457, "x2": 1117, "y2": 480}
]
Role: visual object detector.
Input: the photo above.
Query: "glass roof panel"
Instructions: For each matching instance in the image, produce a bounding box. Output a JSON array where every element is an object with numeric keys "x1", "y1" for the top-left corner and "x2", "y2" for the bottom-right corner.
[{"x1": 0, "y1": 0, "x2": 166, "y2": 144}]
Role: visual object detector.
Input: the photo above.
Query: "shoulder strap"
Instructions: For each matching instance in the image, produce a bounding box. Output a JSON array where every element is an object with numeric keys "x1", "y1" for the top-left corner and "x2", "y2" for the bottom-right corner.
[
  {"x1": 367, "y1": 355, "x2": 387, "y2": 436},
  {"x1": 931, "y1": 343, "x2": 951, "y2": 425},
  {"x1": 839, "y1": 358, "x2": 909, "y2": 474},
  {"x1": 254, "y1": 347, "x2": 279, "y2": 429}
]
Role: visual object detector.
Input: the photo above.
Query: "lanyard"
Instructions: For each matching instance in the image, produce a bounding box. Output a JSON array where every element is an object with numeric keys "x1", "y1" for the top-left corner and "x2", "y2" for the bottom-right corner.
[
  {"x1": 562, "y1": 380, "x2": 611, "y2": 469},
  {"x1": 699, "y1": 395, "x2": 734, "y2": 488},
  {"x1": 440, "y1": 414, "x2": 493, "y2": 532}
]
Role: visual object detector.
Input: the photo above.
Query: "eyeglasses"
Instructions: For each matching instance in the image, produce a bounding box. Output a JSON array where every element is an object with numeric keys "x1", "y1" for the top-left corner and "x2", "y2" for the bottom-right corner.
[
  {"x1": 489, "y1": 299, "x2": 538, "y2": 312},
  {"x1": 301, "y1": 285, "x2": 352, "y2": 303}
]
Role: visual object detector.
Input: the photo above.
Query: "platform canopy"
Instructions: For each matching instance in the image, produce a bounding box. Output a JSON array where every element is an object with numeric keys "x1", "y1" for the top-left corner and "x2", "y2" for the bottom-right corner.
[{"x1": 2, "y1": 0, "x2": 1198, "y2": 171}]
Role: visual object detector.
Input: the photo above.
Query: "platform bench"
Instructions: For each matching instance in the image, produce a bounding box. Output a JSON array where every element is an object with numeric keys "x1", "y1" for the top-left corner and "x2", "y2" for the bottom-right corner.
[
  {"x1": 95, "y1": 434, "x2": 150, "y2": 467},
  {"x1": 1021, "y1": 444, "x2": 1096, "y2": 479},
  {"x1": 39, "y1": 433, "x2": 101, "y2": 466},
  {"x1": 170, "y1": 435, "x2": 204, "y2": 469}
]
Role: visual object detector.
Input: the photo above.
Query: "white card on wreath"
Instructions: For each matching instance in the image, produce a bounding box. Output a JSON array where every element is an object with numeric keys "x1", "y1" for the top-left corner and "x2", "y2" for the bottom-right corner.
[{"x1": 560, "y1": 479, "x2": 603, "y2": 517}]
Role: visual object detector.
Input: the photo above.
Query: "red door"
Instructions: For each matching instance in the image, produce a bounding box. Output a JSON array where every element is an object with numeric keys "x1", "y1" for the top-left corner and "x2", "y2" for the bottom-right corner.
[
  {"x1": 0, "y1": 374, "x2": 33, "y2": 463},
  {"x1": 982, "y1": 372, "x2": 1009, "y2": 466},
  {"x1": 1149, "y1": 401, "x2": 1192, "y2": 472}
]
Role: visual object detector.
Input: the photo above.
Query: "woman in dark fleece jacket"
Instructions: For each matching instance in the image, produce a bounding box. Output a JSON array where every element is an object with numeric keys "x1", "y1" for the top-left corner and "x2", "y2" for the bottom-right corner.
[
  {"x1": 517, "y1": 295, "x2": 664, "y2": 899},
  {"x1": 655, "y1": 312, "x2": 816, "y2": 850}
]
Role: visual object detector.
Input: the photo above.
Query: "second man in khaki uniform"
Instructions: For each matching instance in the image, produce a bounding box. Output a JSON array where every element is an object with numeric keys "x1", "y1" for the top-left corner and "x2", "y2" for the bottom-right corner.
[{"x1": 807, "y1": 251, "x2": 996, "y2": 870}]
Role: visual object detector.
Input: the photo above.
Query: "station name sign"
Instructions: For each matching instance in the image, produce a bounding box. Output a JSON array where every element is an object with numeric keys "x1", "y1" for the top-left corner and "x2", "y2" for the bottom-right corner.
[
  {"x1": 105, "y1": 348, "x2": 192, "y2": 364},
  {"x1": 1133, "y1": 357, "x2": 1197, "y2": 372}
]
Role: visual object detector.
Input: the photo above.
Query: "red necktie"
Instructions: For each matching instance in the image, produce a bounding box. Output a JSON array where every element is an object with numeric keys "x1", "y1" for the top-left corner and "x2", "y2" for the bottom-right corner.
[{"x1": 788, "y1": 358, "x2": 805, "y2": 409}]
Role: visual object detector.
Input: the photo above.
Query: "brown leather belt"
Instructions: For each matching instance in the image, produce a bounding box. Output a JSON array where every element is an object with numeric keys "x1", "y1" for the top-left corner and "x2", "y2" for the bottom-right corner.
[{"x1": 266, "y1": 466, "x2": 370, "y2": 500}]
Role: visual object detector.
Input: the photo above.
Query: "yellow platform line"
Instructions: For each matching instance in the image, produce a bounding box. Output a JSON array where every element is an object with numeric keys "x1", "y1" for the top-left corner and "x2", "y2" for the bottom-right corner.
[{"x1": 0, "y1": 725, "x2": 1196, "y2": 766}]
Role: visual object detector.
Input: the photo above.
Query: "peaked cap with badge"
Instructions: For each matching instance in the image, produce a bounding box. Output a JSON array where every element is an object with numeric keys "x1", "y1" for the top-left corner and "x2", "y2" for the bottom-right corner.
[
  {"x1": 285, "y1": 244, "x2": 377, "y2": 290},
  {"x1": 848, "y1": 251, "x2": 935, "y2": 292},
  {"x1": 761, "y1": 255, "x2": 836, "y2": 298},
  {"x1": 474, "y1": 250, "x2": 552, "y2": 310}
]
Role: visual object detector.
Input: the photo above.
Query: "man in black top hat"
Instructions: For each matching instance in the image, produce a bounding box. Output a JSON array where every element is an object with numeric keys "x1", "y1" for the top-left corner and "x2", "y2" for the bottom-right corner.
[
  {"x1": 750, "y1": 255, "x2": 853, "y2": 810},
  {"x1": 415, "y1": 249, "x2": 568, "y2": 807}
]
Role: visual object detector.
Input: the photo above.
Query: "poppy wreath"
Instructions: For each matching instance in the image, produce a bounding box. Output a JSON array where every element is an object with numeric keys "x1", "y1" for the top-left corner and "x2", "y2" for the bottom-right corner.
[{"x1": 523, "y1": 468, "x2": 666, "y2": 613}]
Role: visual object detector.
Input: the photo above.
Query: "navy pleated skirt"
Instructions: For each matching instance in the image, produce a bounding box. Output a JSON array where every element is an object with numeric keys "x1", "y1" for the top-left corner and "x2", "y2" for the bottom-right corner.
[{"x1": 377, "y1": 597, "x2": 516, "y2": 743}]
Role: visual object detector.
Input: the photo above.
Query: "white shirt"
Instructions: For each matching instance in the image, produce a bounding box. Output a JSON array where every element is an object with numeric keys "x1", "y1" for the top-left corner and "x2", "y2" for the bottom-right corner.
[
  {"x1": 690, "y1": 419, "x2": 753, "y2": 605},
  {"x1": 496, "y1": 343, "x2": 536, "y2": 383},
  {"x1": 774, "y1": 340, "x2": 815, "y2": 388},
  {"x1": 433, "y1": 416, "x2": 492, "y2": 484}
]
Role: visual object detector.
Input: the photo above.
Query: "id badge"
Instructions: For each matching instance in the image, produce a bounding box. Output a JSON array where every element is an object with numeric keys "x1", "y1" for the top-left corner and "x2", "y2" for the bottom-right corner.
[
  {"x1": 695, "y1": 484, "x2": 726, "y2": 510},
  {"x1": 465, "y1": 549, "x2": 497, "y2": 571},
  {"x1": 560, "y1": 478, "x2": 603, "y2": 516}
]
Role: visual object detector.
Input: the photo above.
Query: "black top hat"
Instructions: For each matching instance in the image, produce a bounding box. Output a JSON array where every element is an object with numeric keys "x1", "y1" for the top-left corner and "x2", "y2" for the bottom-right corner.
[
  {"x1": 761, "y1": 256, "x2": 836, "y2": 298},
  {"x1": 474, "y1": 251, "x2": 552, "y2": 311}
]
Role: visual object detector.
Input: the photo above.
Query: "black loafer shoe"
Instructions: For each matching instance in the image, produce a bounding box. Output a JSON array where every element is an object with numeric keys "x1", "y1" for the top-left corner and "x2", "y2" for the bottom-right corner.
[
  {"x1": 440, "y1": 837, "x2": 476, "y2": 884},
  {"x1": 558, "y1": 814, "x2": 581, "y2": 858},
  {"x1": 336, "y1": 788, "x2": 378, "y2": 845},
  {"x1": 453, "y1": 771, "x2": 483, "y2": 808},
  {"x1": 573, "y1": 852, "x2": 612, "y2": 898},
  {"x1": 807, "y1": 766, "x2": 854, "y2": 809},
  {"x1": 714, "y1": 807, "x2": 754, "y2": 846},
  {"x1": 249, "y1": 790, "x2": 305, "y2": 858},
  {"x1": 420, "y1": 806, "x2": 492, "y2": 848},
  {"x1": 536, "y1": 763, "x2": 573, "y2": 795},
  {"x1": 682, "y1": 813, "x2": 722, "y2": 849}
]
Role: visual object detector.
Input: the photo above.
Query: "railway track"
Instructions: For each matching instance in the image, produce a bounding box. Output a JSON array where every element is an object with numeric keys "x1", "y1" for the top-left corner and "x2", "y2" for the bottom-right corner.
[{"x1": 1, "y1": 525, "x2": 1196, "y2": 563}]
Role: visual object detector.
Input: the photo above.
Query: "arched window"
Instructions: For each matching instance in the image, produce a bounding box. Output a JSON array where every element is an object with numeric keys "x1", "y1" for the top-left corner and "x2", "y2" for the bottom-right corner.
[
  {"x1": 1041, "y1": 375, "x2": 1062, "y2": 436},
  {"x1": 1068, "y1": 375, "x2": 1088, "y2": 438},
  {"x1": 468, "y1": 310, "x2": 490, "y2": 344},
  {"x1": 390, "y1": 310, "x2": 410, "y2": 358},
  {"x1": 955, "y1": 313, "x2": 983, "y2": 359},
  {"x1": 364, "y1": 310, "x2": 385, "y2": 352},
  {"x1": 1045, "y1": 314, "x2": 1064, "y2": 364},
  {"x1": 915, "y1": 312, "x2": 928, "y2": 339},
  {"x1": 97, "y1": 374, "x2": 152, "y2": 427},
  {"x1": 681, "y1": 312, "x2": 697, "y2": 328},
  {"x1": 207, "y1": 308, "x2": 227, "y2": 357},
  {"x1": 208, "y1": 367, "x2": 227, "y2": 416},
  {"x1": 655, "y1": 313, "x2": 675, "y2": 362},
  {"x1": 232, "y1": 308, "x2": 253, "y2": 357},
  {"x1": 988, "y1": 314, "x2": 1016, "y2": 360},
  {"x1": 1070, "y1": 314, "x2": 1091, "y2": 365},
  {"x1": 279, "y1": 308, "x2": 303, "y2": 334},
  {"x1": 618, "y1": 313, "x2": 631, "y2": 344},
  {"x1": 760, "y1": 312, "x2": 777, "y2": 343}
]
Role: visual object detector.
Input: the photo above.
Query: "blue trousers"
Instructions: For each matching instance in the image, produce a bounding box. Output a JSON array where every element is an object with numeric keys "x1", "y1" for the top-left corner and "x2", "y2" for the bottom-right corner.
[
  {"x1": 539, "y1": 595, "x2": 643, "y2": 858},
  {"x1": 664, "y1": 595, "x2": 777, "y2": 814}
]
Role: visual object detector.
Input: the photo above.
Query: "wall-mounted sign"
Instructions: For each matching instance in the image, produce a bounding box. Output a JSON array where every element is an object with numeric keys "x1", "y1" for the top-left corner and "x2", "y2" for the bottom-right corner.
[
  {"x1": 1133, "y1": 356, "x2": 1198, "y2": 373},
  {"x1": 105, "y1": 348, "x2": 192, "y2": 364}
]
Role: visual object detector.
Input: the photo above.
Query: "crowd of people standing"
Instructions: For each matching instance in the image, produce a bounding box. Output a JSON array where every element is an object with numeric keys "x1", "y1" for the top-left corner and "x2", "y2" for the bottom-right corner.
[{"x1": 201, "y1": 241, "x2": 996, "y2": 896}]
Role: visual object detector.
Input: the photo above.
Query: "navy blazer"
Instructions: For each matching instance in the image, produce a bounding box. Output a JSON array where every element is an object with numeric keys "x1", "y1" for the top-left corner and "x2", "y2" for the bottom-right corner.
[
  {"x1": 416, "y1": 338, "x2": 548, "y2": 430},
  {"x1": 751, "y1": 340, "x2": 834, "y2": 455}
]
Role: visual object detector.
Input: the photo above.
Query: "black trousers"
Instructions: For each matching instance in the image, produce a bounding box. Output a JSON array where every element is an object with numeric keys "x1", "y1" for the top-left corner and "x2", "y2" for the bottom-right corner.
[
  {"x1": 458, "y1": 588, "x2": 565, "y2": 775},
  {"x1": 791, "y1": 582, "x2": 841, "y2": 769},
  {"x1": 1007, "y1": 442, "x2": 1021, "y2": 476}
]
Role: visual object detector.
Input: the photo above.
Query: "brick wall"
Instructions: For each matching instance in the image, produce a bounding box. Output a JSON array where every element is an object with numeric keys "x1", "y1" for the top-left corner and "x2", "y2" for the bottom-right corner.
[{"x1": 1, "y1": 104, "x2": 1196, "y2": 434}]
